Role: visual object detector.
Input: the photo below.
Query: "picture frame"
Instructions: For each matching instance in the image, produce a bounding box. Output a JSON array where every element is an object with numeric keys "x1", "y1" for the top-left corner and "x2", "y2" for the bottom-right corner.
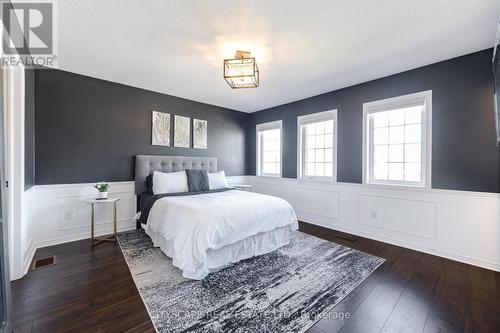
[
  {"x1": 193, "y1": 119, "x2": 207, "y2": 149},
  {"x1": 151, "y1": 110, "x2": 171, "y2": 146},
  {"x1": 174, "y1": 115, "x2": 191, "y2": 148}
]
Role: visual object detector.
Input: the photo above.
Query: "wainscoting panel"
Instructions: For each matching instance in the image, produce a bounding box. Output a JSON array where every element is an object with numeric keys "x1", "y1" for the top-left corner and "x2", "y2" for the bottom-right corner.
[
  {"x1": 33, "y1": 181, "x2": 137, "y2": 249},
  {"x1": 57, "y1": 192, "x2": 136, "y2": 231},
  {"x1": 290, "y1": 187, "x2": 340, "y2": 220},
  {"x1": 359, "y1": 194, "x2": 437, "y2": 239},
  {"x1": 251, "y1": 180, "x2": 286, "y2": 198}
]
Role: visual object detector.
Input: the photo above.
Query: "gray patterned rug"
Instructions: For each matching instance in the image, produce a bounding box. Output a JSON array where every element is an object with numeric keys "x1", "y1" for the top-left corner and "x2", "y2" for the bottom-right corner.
[{"x1": 118, "y1": 229, "x2": 384, "y2": 333}]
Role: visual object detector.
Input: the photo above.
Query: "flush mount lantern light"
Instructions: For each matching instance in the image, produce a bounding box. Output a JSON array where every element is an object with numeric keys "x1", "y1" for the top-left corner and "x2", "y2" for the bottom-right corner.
[{"x1": 223, "y1": 50, "x2": 259, "y2": 89}]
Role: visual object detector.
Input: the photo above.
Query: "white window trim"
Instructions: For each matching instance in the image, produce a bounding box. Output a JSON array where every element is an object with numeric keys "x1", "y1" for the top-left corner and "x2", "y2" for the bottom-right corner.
[
  {"x1": 362, "y1": 90, "x2": 432, "y2": 189},
  {"x1": 297, "y1": 109, "x2": 338, "y2": 182},
  {"x1": 256, "y1": 120, "x2": 282, "y2": 177}
]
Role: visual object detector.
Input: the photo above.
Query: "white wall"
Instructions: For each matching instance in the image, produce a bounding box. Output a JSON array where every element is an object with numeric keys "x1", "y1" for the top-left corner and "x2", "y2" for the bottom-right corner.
[
  {"x1": 4, "y1": 65, "x2": 37, "y2": 280},
  {"x1": 244, "y1": 176, "x2": 500, "y2": 272}
]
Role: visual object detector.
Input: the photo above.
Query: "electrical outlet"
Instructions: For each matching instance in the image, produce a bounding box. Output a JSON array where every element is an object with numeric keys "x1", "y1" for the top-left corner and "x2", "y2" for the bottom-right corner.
[
  {"x1": 63, "y1": 209, "x2": 73, "y2": 220},
  {"x1": 370, "y1": 210, "x2": 378, "y2": 219}
]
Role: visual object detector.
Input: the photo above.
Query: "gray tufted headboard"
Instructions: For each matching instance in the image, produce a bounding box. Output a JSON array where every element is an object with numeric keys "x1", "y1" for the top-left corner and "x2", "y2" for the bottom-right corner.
[{"x1": 134, "y1": 155, "x2": 217, "y2": 195}]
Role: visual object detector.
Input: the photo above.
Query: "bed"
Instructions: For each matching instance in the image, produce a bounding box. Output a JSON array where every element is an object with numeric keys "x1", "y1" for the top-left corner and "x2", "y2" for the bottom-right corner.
[{"x1": 134, "y1": 155, "x2": 298, "y2": 280}]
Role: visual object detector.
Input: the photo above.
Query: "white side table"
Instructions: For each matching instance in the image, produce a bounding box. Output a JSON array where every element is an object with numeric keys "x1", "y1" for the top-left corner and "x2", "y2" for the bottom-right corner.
[
  {"x1": 234, "y1": 184, "x2": 253, "y2": 192},
  {"x1": 86, "y1": 198, "x2": 120, "y2": 246}
]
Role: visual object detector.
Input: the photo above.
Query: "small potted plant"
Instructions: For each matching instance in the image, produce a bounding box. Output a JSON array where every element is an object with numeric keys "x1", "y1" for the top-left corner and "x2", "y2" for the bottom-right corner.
[{"x1": 94, "y1": 182, "x2": 110, "y2": 199}]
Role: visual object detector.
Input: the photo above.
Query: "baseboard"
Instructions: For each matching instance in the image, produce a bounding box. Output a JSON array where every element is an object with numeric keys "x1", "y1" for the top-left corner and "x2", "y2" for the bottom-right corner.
[
  {"x1": 35, "y1": 220, "x2": 136, "y2": 249},
  {"x1": 299, "y1": 217, "x2": 500, "y2": 272}
]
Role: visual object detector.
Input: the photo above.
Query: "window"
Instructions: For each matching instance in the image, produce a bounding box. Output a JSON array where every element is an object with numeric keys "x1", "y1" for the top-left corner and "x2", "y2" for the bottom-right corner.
[
  {"x1": 257, "y1": 120, "x2": 282, "y2": 177},
  {"x1": 298, "y1": 110, "x2": 337, "y2": 180},
  {"x1": 363, "y1": 90, "x2": 432, "y2": 187}
]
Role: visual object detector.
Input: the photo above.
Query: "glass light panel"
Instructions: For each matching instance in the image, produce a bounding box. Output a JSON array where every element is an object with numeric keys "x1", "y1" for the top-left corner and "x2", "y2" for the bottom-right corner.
[
  {"x1": 389, "y1": 126, "x2": 404, "y2": 144},
  {"x1": 388, "y1": 163, "x2": 404, "y2": 181},
  {"x1": 405, "y1": 124, "x2": 421, "y2": 143},
  {"x1": 374, "y1": 128, "x2": 389, "y2": 145},
  {"x1": 404, "y1": 106, "x2": 422, "y2": 124},
  {"x1": 307, "y1": 135, "x2": 316, "y2": 149},
  {"x1": 373, "y1": 162, "x2": 388, "y2": 180},
  {"x1": 404, "y1": 163, "x2": 421, "y2": 182},
  {"x1": 306, "y1": 163, "x2": 314, "y2": 175},
  {"x1": 301, "y1": 119, "x2": 335, "y2": 178},
  {"x1": 316, "y1": 135, "x2": 325, "y2": 148},
  {"x1": 263, "y1": 163, "x2": 274, "y2": 174},
  {"x1": 373, "y1": 112, "x2": 389, "y2": 128},
  {"x1": 315, "y1": 163, "x2": 325, "y2": 176},
  {"x1": 307, "y1": 150, "x2": 315, "y2": 162},
  {"x1": 388, "y1": 144, "x2": 404, "y2": 162},
  {"x1": 389, "y1": 111, "x2": 405, "y2": 126},
  {"x1": 316, "y1": 122, "x2": 325, "y2": 135},
  {"x1": 324, "y1": 163, "x2": 333, "y2": 177},
  {"x1": 324, "y1": 148, "x2": 333, "y2": 162},
  {"x1": 404, "y1": 143, "x2": 421, "y2": 162},
  {"x1": 368, "y1": 101, "x2": 425, "y2": 185},
  {"x1": 374, "y1": 145, "x2": 388, "y2": 162},
  {"x1": 259, "y1": 127, "x2": 280, "y2": 175},
  {"x1": 325, "y1": 134, "x2": 334, "y2": 148},
  {"x1": 325, "y1": 120, "x2": 334, "y2": 133},
  {"x1": 316, "y1": 149, "x2": 325, "y2": 162},
  {"x1": 307, "y1": 123, "x2": 316, "y2": 136}
]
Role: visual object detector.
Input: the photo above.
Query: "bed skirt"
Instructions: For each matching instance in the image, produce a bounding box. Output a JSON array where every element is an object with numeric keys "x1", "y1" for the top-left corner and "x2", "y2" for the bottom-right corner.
[{"x1": 143, "y1": 225, "x2": 291, "y2": 279}]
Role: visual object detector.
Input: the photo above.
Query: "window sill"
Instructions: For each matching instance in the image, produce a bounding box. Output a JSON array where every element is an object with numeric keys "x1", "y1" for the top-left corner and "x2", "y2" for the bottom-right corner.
[
  {"x1": 257, "y1": 174, "x2": 282, "y2": 178},
  {"x1": 298, "y1": 177, "x2": 337, "y2": 184},
  {"x1": 363, "y1": 181, "x2": 430, "y2": 192}
]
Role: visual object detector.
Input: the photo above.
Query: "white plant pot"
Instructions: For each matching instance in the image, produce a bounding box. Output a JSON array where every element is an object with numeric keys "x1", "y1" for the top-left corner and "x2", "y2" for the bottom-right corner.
[{"x1": 98, "y1": 191, "x2": 108, "y2": 199}]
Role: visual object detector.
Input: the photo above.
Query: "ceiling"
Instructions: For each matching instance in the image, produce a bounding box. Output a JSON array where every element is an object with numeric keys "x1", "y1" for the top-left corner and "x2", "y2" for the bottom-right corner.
[{"x1": 57, "y1": 0, "x2": 500, "y2": 113}]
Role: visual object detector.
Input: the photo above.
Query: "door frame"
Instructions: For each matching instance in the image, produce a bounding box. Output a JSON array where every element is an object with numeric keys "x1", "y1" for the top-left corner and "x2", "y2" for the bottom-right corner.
[{"x1": 0, "y1": 67, "x2": 13, "y2": 332}]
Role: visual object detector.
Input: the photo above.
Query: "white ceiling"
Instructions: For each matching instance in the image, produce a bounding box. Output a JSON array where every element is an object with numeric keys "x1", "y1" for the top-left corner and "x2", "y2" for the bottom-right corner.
[{"x1": 57, "y1": 0, "x2": 500, "y2": 113}]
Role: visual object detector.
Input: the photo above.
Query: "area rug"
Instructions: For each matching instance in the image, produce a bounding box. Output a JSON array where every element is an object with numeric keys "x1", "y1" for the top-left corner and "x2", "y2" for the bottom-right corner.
[{"x1": 118, "y1": 229, "x2": 384, "y2": 333}]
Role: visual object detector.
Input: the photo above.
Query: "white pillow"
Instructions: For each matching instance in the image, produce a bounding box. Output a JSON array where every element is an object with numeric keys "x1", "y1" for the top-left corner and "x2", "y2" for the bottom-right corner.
[
  {"x1": 208, "y1": 171, "x2": 229, "y2": 190},
  {"x1": 152, "y1": 170, "x2": 188, "y2": 195}
]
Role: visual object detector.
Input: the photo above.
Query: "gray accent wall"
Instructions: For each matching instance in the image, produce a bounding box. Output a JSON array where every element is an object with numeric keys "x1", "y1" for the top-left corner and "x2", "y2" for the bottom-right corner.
[
  {"x1": 24, "y1": 68, "x2": 35, "y2": 190},
  {"x1": 32, "y1": 49, "x2": 500, "y2": 193},
  {"x1": 34, "y1": 69, "x2": 248, "y2": 185},
  {"x1": 248, "y1": 49, "x2": 500, "y2": 193}
]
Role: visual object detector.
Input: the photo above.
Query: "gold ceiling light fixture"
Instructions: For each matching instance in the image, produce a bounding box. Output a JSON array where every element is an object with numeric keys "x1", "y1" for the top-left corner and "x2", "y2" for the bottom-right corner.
[{"x1": 223, "y1": 50, "x2": 259, "y2": 89}]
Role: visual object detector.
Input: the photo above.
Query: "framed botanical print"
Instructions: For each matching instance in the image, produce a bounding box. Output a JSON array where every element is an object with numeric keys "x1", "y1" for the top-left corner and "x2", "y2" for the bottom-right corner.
[
  {"x1": 193, "y1": 119, "x2": 207, "y2": 149},
  {"x1": 151, "y1": 110, "x2": 170, "y2": 146},
  {"x1": 174, "y1": 115, "x2": 191, "y2": 148}
]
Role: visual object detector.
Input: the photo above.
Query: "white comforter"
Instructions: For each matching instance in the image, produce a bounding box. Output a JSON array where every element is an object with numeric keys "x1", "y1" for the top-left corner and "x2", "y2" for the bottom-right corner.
[{"x1": 144, "y1": 189, "x2": 298, "y2": 278}]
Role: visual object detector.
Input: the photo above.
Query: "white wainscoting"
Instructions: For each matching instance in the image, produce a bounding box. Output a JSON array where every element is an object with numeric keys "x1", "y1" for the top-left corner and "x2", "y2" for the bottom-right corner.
[
  {"x1": 22, "y1": 176, "x2": 499, "y2": 277},
  {"x1": 21, "y1": 176, "x2": 248, "y2": 278},
  {"x1": 244, "y1": 176, "x2": 500, "y2": 272},
  {"x1": 32, "y1": 181, "x2": 137, "y2": 249},
  {"x1": 23, "y1": 187, "x2": 36, "y2": 276}
]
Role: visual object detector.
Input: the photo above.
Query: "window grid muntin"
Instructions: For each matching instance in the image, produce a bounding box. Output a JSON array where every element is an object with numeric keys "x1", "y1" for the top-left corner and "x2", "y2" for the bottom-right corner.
[
  {"x1": 368, "y1": 104, "x2": 426, "y2": 186},
  {"x1": 260, "y1": 128, "x2": 281, "y2": 176},
  {"x1": 298, "y1": 110, "x2": 337, "y2": 180},
  {"x1": 257, "y1": 121, "x2": 282, "y2": 177},
  {"x1": 303, "y1": 120, "x2": 335, "y2": 177}
]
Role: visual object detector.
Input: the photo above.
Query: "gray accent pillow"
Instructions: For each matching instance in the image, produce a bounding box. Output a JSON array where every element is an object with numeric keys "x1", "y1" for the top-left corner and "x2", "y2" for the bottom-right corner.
[{"x1": 185, "y1": 169, "x2": 209, "y2": 192}]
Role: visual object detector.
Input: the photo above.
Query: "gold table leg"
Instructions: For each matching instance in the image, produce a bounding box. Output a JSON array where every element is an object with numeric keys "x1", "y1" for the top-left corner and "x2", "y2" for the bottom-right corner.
[{"x1": 91, "y1": 200, "x2": 118, "y2": 247}]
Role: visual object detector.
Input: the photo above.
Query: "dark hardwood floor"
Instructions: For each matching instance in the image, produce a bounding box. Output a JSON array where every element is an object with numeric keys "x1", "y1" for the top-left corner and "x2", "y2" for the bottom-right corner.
[{"x1": 12, "y1": 222, "x2": 500, "y2": 332}]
